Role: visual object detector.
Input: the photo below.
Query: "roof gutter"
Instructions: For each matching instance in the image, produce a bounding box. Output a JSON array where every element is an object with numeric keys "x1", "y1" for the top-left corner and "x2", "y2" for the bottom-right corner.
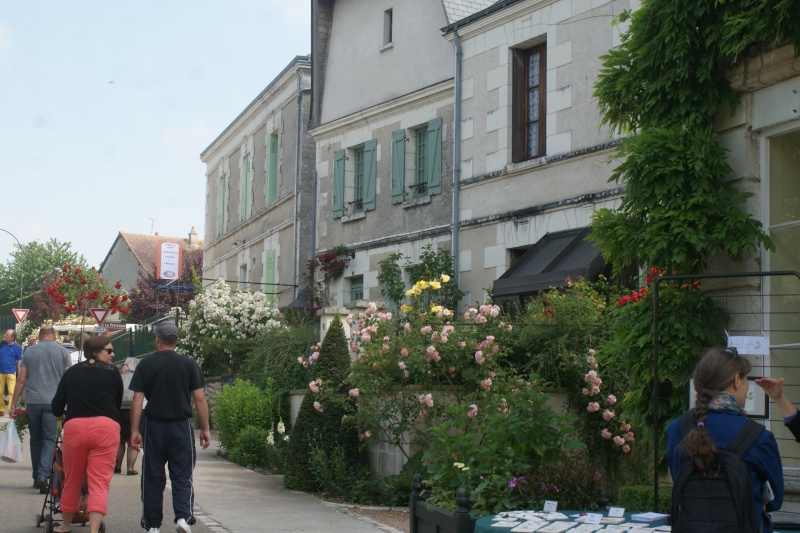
[{"x1": 452, "y1": 27, "x2": 462, "y2": 287}]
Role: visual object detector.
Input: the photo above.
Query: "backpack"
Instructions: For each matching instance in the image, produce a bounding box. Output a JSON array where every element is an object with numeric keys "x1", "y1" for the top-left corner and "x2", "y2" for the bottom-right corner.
[{"x1": 671, "y1": 409, "x2": 764, "y2": 533}]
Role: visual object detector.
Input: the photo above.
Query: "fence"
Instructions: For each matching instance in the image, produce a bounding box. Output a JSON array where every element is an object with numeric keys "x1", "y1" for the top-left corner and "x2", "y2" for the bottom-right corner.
[
  {"x1": 652, "y1": 271, "x2": 800, "y2": 515},
  {"x1": 109, "y1": 310, "x2": 180, "y2": 364}
]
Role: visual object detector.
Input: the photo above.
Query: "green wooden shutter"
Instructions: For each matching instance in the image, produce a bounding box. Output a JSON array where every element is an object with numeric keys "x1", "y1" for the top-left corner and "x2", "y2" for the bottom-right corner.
[
  {"x1": 363, "y1": 139, "x2": 377, "y2": 211},
  {"x1": 243, "y1": 153, "x2": 252, "y2": 219},
  {"x1": 217, "y1": 175, "x2": 224, "y2": 236},
  {"x1": 426, "y1": 117, "x2": 443, "y2": 195},
  {"x1": 333, "y1": 149, "x2": 345, "y2": 218},
  {"x1": 263, "y1": 249, "x2": 276, "y2": 297},
  {"x1": 391, "y1": 130, "x2": 406, "y2": 204},
  {"x1": 267, "y1": 133, "x2": 278, "y2": 204}
]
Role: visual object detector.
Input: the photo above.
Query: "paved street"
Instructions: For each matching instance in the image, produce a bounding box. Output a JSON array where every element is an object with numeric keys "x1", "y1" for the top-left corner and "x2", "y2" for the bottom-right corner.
[{"x1": 1, "y1": 417, "x2": 400, "y2": 532}]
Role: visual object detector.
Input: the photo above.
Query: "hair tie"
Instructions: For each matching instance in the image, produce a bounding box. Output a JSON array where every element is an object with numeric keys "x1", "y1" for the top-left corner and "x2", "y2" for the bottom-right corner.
[{"x1": 696, "y1": 422, "x2": 705, "y2": 427}]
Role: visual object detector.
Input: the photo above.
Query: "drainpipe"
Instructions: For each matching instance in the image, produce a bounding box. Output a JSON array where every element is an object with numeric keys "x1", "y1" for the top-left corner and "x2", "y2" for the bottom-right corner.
[
  {"x1": 452, "y1": 28, "x2": 463, "y2": 286},
  {"x1": 293, "y1": 65, "x2": 304, "y2": 298}
]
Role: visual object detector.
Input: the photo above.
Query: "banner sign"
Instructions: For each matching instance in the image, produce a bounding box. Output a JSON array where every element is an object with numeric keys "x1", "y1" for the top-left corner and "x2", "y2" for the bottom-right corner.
[{"x1": 157, "y1": 243, "x2": 182, "y2": 280}]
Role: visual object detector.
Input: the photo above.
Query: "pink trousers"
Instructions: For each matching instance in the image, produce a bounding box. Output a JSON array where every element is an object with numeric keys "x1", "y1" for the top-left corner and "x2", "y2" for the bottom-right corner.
[{"x1": 61, "y1": 417, "x2": 120, "y2": 515}]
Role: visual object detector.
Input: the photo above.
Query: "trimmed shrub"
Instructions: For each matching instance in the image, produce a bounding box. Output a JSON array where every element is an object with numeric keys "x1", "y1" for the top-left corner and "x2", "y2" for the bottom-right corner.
[
  {"x1": 283, "y1": 315, "x2": 359, "y2": 491},
  {"x1": 214, "y1": 379, "x2": 273, "y2": 453},
  {"x1": 229, "y1": 425, "x2": 271, "y2": 468}
]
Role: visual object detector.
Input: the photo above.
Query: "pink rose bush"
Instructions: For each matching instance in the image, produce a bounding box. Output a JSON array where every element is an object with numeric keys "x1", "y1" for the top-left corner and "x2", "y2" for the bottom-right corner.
[{"x1": 580, "y1": 348, "x2": 635, "y2": 455}]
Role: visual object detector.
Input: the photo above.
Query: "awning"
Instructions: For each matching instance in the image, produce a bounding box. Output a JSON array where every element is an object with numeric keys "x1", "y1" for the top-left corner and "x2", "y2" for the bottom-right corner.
[{"x1": 492, "y1": 227, "x2": 606, "y2": 305}]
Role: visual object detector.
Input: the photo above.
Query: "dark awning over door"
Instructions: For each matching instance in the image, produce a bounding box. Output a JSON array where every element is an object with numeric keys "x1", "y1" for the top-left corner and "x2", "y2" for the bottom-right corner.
[{"x1": 493, "y1": 227, "x2": 606, "y2": 305}]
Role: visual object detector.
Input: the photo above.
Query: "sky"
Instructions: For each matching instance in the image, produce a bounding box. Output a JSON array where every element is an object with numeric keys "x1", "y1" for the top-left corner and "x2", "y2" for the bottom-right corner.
[{"x1": 0, "y1": 1, "x2": 311, "y2": 269}]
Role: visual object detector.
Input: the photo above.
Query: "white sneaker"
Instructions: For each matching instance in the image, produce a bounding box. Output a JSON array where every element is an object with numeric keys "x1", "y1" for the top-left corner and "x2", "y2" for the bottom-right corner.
[
  {"x1": 144, "y1": 529, "x2": 160, "y2": 533},
  {"x1": 175, "y1": 518, "x2": 191, "y2": 533}
]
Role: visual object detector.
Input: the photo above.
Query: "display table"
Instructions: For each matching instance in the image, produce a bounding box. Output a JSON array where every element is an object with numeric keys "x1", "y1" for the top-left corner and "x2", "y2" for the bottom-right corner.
[
  {"x1": 474, "y1": 510, "x2": 800, "y2": 532},
  {"x1": 474, "y1": 510, "x2": 669, "y2": 533}
]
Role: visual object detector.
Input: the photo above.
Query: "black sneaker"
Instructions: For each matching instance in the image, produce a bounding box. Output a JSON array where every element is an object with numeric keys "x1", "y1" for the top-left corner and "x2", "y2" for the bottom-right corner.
[{"x1": 35, "y1": 479, "x2": 48, "y2": 494}]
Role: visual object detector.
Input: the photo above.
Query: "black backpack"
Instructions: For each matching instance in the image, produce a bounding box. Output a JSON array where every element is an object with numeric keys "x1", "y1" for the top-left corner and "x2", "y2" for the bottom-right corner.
[{"x1": 671, "y1": 410, "x2": 764, "y2": 533}]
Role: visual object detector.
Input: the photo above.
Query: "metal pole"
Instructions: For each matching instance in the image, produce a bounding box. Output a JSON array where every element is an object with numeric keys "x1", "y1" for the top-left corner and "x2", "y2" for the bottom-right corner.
[{"x1": 0, "y1": 228, "x2": 23, "y2": 305}]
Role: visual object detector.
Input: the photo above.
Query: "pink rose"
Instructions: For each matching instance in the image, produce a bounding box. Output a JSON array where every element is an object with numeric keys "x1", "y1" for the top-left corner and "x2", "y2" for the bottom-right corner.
[
  {"x1": 467, "y1": 404, "x2": 478, "y2": 418},
  {"x1": 475, "y1": 351, "x2": 485, "y2": 364},
  {"x1": 622, "y1": 445, "x2": 631, "y2": 453},
  {"x1": 601, "y1": 429, "x2": 612, "y2": 439},
  {"x1": 313, "y1": 401, "x2": 323, "y2": 412},
  {"x1": 602, "y1": 409, "x2": 615, "y2": 421},
  {"x1": 398, "y1": 361, "x2": 406, "y2": 370},
  {"x1": 607, "y1": 394, "x2": 617, "y2": 405},
  {"x1": 400, "y1": 348, "x2": 409, "y2": 357},
  {"x1": 348, "y1": 388, "x2": 360, "y2": 397}
]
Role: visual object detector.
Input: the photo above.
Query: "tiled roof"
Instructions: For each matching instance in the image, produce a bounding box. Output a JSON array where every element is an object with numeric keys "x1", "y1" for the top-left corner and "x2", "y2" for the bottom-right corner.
[
  {"x1": 121, "y1": 231, "x2": 203, "y2": 273},
  {"x1": 442, "y1": 0, "x2": 497, "y2": 24}
]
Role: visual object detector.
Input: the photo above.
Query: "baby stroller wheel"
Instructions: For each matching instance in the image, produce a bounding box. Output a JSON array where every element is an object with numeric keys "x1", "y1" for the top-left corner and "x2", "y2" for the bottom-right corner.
[
  {"x1": 99, "y1": 521, "x2": 106, "y2": 533},
  {"x1": 35, "y1": 513, "x2": 44, "y2": 526},
  {"x1": 45, "y1": 515, "x2": 54, "y2": 532}
]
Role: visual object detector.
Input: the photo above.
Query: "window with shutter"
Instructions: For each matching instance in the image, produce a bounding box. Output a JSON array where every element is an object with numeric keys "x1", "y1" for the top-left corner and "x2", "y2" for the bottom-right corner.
[
  {"x1": 425, "y1": 117, "x2": 442, "y2": 195},
  {"x1": 362, "y1": 139, "x2": 377, "y2": 211},
  {"x1": 267, "y1": 133, "x2": 278, "y2": 204},
  {"x1": 391, "y1": 130, "x2": 406, "y2": 204},
  {"x1": 242, "y1": 153, "x2": 252, "y2": 220},
  {"x1": 333, "y1": 149, "x2": 345, "y2": 218},
  {"x1": 217, "y1": 174, "x2": 228, "y2": 236},
  {"x1": 263, "y1": 249, "x2": 276, "y2": 298}
]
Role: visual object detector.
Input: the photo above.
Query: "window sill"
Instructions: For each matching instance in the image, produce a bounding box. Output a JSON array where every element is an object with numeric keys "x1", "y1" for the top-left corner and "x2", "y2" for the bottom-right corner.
[
  {"x1": 380, "y1": 42, "x2": 394, "y2": 52},
  {"x1": 403, "y1": 195, "x2": 431, "y2": 208},
  {"x1": 342, "y1": 211, "x2": 366, "y2": 223},
  {"x1": 507, "y1": 155, "x2": 547, "y2": 173}
]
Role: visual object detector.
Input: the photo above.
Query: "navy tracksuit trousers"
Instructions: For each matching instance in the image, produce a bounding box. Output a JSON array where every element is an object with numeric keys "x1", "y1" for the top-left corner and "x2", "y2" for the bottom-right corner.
[{"x1": 140, "y1": 418, "x2": 197, "y2": 530}]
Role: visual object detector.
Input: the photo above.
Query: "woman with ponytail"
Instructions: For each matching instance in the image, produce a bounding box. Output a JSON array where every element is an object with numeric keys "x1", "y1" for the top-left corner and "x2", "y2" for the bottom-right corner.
[{"x1": 667, "y1": 346, "x2": 784, "y2": 532}]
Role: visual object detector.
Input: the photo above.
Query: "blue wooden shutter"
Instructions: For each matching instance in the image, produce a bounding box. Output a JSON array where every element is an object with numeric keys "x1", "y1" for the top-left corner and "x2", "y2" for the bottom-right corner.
[
  {"x1": 363, "y1": 139, "x2": 377, "y2": 211},
  {"x1": 426, "y1": 117, "x2": 443, "y2": 195},
  {"x1": 333, "y1": 149, "x2": 345, "y2": 218},
  {"x1": 391, "y1": 130, "x2": 406, "y2": 204}
]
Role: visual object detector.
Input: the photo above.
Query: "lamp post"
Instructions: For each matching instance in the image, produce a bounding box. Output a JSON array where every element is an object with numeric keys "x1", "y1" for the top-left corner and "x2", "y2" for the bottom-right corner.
[{"x1": 0, "y1": 228, "x2": 23, "y2": 305}]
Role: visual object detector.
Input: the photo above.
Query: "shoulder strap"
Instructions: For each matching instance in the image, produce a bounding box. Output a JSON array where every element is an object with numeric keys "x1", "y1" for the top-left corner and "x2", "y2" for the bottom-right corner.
[{"x1": 725, "y1": 419, "x2": 764, "y2": 457}]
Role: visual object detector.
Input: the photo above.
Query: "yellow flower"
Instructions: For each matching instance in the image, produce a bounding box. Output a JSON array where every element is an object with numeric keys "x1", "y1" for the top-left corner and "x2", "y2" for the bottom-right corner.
[
  {"x1": 401, "y1": 304, "x2": 413, "y2": 313},
  {"x1": 441, "y1": 274, "x2": 450, "y2": 283},
  {"x1": 429, "y1": 281, "x2": 441, "y2": 290},
  {"x1": 415, "y1": 280, "x2": 429, "y2": 290},
  {"x1": 430, "y1": 305, "x2": 443, "y2": 314}
]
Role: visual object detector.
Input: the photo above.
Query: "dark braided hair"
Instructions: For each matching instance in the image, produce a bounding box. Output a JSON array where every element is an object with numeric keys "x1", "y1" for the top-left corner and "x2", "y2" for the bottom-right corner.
[{"x1": 682, "y1": 346, "x2": 751, "y2": 471}]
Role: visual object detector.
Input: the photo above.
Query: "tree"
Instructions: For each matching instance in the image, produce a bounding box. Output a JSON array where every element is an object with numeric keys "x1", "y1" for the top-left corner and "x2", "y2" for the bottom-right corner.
[
  {"x1": 0, "y1": 239, "x2": 87, "y2": 305},
  {"x1": 128, "y1": 249, "x2": 203, "y2": 321}
]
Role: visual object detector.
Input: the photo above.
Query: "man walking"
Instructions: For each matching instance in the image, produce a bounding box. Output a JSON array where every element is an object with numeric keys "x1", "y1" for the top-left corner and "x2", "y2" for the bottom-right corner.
[
  {"x1": 0, "y1": 329, "x2": 22, "y2": 416},
  {"x1": 11, "y1": 325, "x2": 71, "y2": 492},
  {"x1": 130, "y1": 322, "x2": 210, "y2": 533}
]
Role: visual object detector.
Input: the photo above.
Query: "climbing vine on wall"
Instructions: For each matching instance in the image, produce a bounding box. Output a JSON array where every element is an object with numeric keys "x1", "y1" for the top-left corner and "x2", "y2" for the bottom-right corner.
[{"x1": 588, "y1": 0, "x2": 799, "y2": 451}]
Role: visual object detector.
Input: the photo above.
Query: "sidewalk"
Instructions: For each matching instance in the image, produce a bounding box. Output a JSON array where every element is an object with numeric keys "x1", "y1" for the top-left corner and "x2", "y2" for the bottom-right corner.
[{"x1": 0, "y1": 417, "x2": 401, "y2": 532}]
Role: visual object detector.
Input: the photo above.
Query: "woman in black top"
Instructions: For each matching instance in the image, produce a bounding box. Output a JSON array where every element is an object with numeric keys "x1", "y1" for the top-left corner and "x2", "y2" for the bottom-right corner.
[{"x1": 51, "y1": 336, "x2": 122, "y2": 533}]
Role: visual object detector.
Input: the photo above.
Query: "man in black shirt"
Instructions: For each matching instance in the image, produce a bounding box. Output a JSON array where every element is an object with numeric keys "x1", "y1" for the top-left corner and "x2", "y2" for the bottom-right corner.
[{"x1": 129, "y1": 321, "x2": 210, "y2": 533}]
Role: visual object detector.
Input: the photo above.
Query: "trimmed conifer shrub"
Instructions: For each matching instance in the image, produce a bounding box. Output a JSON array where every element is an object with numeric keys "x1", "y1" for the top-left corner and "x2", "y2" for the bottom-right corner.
[{"x1": 283, "y1": 315, "x2": 359, "y2": 491}]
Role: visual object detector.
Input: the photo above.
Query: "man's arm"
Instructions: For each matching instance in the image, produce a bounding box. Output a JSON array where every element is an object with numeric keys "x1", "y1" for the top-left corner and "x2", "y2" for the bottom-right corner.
[
  {"x1": 10, "y1": 367, "x2": 27, "y2": 418},
  {"x1": 130, "y1": 392, "x2": 145, "y2": 450},
  {"x1": 192, "y1": 388, "x2": 211, "y2": 449}
]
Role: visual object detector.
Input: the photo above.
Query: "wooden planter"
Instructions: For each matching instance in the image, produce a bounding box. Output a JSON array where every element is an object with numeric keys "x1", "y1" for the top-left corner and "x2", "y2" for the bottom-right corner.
[{"x1": 409, "y1": 473, "x2": 478, "y2": 533}]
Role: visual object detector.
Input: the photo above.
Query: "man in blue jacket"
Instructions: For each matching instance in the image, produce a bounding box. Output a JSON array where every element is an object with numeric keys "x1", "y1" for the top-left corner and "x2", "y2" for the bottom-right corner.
[{"x1": 0, "y1": 329, "x2": 22, "y2": 416}]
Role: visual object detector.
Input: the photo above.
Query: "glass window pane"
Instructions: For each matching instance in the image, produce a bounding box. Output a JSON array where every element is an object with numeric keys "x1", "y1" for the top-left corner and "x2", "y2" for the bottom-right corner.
[
  {"x1": 528, "y1": 123, "x2": 539, "y2": 158},
  {"x1": 528, "y1": 52, "x2": 540, "y2": 87},
  {"x1": 528, "y1": 90, "x2": 539, "y2": 121},
  {"x1": 770, "y1": 130, "x2": 800, "y2": 226}
]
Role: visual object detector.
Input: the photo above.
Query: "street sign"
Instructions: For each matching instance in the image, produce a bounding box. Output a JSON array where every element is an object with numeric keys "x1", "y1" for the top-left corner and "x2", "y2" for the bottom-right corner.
[
  {"x1": 93, "y1": 326, "x2": 106, "y2": 333},
  {"x1": 12, "y1": 309, "x2": 29, "y2": 323},
  {"x1": 89, "y1": 308, "x2": 109, "y2": 325}
]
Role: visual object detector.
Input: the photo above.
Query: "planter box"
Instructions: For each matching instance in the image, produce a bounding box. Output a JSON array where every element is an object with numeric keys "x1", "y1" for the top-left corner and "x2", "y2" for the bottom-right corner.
[{"x1": 410, "y1": 474, "x2": 477, "y2": 533}]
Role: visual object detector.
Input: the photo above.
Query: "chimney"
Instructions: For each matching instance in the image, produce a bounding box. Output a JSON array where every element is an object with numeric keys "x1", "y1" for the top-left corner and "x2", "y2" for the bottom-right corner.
[{"x1": 189, "y1": 226, "x2": 199, "y2": 246}]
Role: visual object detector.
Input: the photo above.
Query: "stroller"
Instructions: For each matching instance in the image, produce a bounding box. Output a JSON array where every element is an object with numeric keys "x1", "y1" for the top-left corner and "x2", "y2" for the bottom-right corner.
[{"x1": 35, "y1": 431, "x2": 105, "y2": 532}]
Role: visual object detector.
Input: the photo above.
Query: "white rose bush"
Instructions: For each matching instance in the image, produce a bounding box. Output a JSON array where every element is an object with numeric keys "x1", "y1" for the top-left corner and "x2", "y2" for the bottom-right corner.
[{"x1": 180, "y1": 278, "x2": 283, "y2": 375}]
